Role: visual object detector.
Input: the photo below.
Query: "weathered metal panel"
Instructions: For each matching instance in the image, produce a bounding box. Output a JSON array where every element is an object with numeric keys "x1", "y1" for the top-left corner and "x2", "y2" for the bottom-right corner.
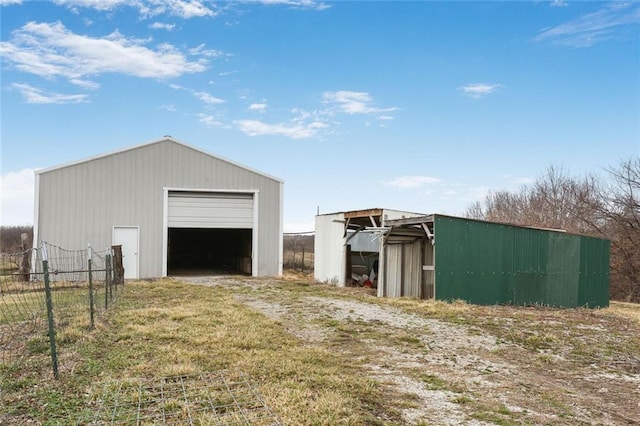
[
  {"x1": 314, "y1": 213, "x2": 347, "y2": 285},
  {"x1": 381, "y1": 237, "x2": 422, "y2": 298},
  {"x1": 380, "y1": 209, "x2": 424, "y2": 224},
  {"x1": 433, "y1": 216, "x2": 609, "y2": 307},
  {"x1": 403, "y1": 239, "x2": 422, "y2": 297},
  {"x1": 348, "y1": 231, "x2": 380, "y2": 252},
  {"x1": 315, "y1": 208, "x2": 420, "y2": 288},
  {"x1": 422, "y1": 241, "x2": 435, "y2": 299},
  {"x1": 384, "y1": 242, "x2": 403, "y2": 297},
  {"x1": 36, "y1": 138, "x2": 282, "y2": 278}
]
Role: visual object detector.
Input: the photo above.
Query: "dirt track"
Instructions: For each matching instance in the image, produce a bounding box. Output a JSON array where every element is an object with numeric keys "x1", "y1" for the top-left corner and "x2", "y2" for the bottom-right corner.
[{"x1": 180, "y1": 276, "x2": 640, "y2": 425}]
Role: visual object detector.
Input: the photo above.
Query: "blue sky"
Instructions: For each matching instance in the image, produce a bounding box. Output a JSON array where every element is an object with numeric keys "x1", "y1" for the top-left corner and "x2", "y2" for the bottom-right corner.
[{"x1": 1, "y1": 0, "x2": 639, "y2": 231}]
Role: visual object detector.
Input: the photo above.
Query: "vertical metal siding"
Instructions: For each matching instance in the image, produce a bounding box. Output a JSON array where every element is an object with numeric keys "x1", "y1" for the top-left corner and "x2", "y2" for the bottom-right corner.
[
  {"x1": 545, "y1": 233, "x2": 580, "y2": 306},
  {"x1": 314, "y1": 213, "x2": 347, "y2": 285},
  {"x1": 37, "y1": 139, "x2": 282, "y2": 278},
  {"x1": 382, "y1": 238, "x2": 422, "y2": 298},
  {"x1": 433, "y1": 216, "x2": 609, "y2": 307},
  {"x1": 577, "y1": 236, "x2": 610, "y2": 308},
  {"x1": 403, "y1": 239, "x2": 422, "y2": 297},
  {"x1": 423, "y1": 241, "x2": 435, "y2": 298},
  {"x1": 384, "y1": 243, "x2": 403, "y2": 297},
  {"x1": 512, "y1": 227, "x2": 549, "y2": 306},
  {"x1": 434, "y1": 218, "x2": 512, "y2": 305}
]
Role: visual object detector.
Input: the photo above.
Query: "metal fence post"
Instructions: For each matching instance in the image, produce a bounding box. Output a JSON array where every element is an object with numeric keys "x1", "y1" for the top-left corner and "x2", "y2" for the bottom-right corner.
[
  {"x1": 301, "y1": 245, "x2": 306, "y2": 273},
  {"x1": 42, "y1": 243, "x2": 59, "y2": 379},
  {"x1": 105, "y1": 252, "x2": 111, "y2": 309},
  {"x1": 88, "y1": 244, "x2": 94, "y2": 330}
]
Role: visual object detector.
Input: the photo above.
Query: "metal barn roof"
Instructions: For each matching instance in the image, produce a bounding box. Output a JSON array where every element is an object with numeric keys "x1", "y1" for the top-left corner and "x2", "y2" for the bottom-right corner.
[{"x1": 36, "y1": 136, "x2": 283, "y2": 184}]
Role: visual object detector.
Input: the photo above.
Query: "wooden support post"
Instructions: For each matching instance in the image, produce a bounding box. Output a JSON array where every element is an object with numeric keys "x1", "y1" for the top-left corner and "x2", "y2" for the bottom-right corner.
[{"x1": 112, "y1": 245, "x2": 124, "y2": 285}]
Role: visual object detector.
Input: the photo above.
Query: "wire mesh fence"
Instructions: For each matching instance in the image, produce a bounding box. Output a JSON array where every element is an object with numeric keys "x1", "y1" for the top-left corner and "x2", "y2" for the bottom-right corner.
[
  {"x1": 0, "y1": 241, "x2": 123, "y2": 378},
  {"x1": 283, "y1": 232, "x2": 314, "y2": 272},
  {"x1": 91, "y1": 371, "x2": 281, "y2": 425}
]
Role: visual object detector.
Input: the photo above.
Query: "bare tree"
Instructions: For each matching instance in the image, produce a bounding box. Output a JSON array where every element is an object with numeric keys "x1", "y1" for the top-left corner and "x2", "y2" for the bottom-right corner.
[
  {"x1": 465, "y1": 159, "x2": 640, "y2": 302},
  {"x1": 0, "y1": 226, "x2": 33, "y2": 253},
  {"x1": 599, "y1": 159, "x2": 640, "y2": 301},
  {"x1": 468, "y1": 167, "x2": 590, "y2": 232}
]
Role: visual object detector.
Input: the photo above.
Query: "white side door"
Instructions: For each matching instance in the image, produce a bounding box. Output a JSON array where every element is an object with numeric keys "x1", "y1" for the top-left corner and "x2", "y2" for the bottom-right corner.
[{"x1": 113, "y1": 226, "x2": 139, "y2": 279}]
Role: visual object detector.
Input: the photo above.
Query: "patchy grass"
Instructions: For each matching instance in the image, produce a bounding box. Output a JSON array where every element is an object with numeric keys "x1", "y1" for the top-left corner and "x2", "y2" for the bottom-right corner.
[
  {"x1": 606, "y1": 300, "x2": 640, "y2": 323},
  {"x1": 2, "y1": 276, "x2": 639, "y2": 425},
  {"x1": 1, "y1": 279, "x2": 400, "y2": 425}
]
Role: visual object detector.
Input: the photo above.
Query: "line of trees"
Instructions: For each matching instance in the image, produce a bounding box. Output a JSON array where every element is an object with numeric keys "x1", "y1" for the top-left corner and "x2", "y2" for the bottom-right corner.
[
  {"x1": 0, "y1": 226, "x2": 33, "y2": 253},
  {"x1": 283, "y1": 233, "x2": 314, "y2": 271},
  {"x1": 467, "y1": 158, "x2": 639, "y2": 302}
]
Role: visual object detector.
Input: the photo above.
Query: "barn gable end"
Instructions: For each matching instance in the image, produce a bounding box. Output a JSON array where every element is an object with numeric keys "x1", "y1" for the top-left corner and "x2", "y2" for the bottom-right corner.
[{"x1": 34, "y1": 137, "x2": 283, "y2": 278}]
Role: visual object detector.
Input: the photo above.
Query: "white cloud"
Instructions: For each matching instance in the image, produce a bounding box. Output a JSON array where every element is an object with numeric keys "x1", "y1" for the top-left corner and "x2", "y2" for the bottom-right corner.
[
  {"x1": 233, "y1": 90, "x2": 395, "y2": 139},
  {"x1": 458, "y1": 83, "x2": 503, "y2": 99},
  {"x1": 0, "y1": 168, "x2": 36, "y2": 226},
  {"x1": 53, "y1": 0, "x2": 217, "y2": 18},
  {"x1": 0, "y1": 0, "x2": 23, "y2": 5},
  {"x1": 169, "y1": 84, "x2": 225, "y2": 104},
  {"x1": 198, "y1": 113, "x2": 224, "y2": 127},
  {"x1": 70, "y1": 78, "x2": 100, "y2": 90},
  {"x1": 159, "y1": 104, "x2": 177, "y2": 111},
  {"x1": 322, "y1": 91, "x2": 397, "y2": 115},
  {"x1": 0, "y1": 21, "x2": 207, "y2": 83},
  {"x1": 150, "y1": 22, "x2": 176, "y2": 31},
  {"x1": 194, "y1": 90, "x2": 225, "y2": 104},
  {"x1": 535, "y1": 2, "x2": 640, "y2": 47},
  {"x1": 53, "y1": 0, "x2": 129, "y2": 11},
  {"x1": 189, "y1": 43, "x2": 226, "y2": 58},
  {"x1": 235, "y1": 119, "x2": 327, "y2": 139},
  {"x1": 255, "y1": 0, "x2": 330, "y2": 11},
  {"x1": 550, "y1": 0, "x2": 568, "y2": 7},
  {"x1": 12, "y1": 83, "x2": 90, "y2": 104},
  {"x1": 248, "y1": 103, "x2": 267, "y2": 112},
  {"x1": 383, "y1": 176, "x2": 442, "y2": 189},
  {"x1": 159, "y1": 0, "x2": 217, "y2": 18},
  {"x1": 218, "y1": 70, "x2": 237, "y2": 76}
]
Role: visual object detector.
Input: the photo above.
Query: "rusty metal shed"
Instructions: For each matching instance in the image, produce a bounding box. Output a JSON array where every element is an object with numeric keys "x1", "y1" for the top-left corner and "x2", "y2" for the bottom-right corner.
[
  {"x1": 314, "y1": 208, "x2": 424, "y2": 286},
  {"x1": 378, "y1": 214, "x2": 610, "y2": 308}
]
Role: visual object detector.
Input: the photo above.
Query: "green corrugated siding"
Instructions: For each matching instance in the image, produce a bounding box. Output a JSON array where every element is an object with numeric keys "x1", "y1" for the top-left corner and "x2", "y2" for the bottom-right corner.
[
  {"x1": 433, "y1": 216, "x2": 609, "y2": 308},
  {"x1": 577, "y1": 237, "x2": 610, "y2": 308},
  {"x1": 433, "y1": 217, "x2": 513, "y2": 305}
]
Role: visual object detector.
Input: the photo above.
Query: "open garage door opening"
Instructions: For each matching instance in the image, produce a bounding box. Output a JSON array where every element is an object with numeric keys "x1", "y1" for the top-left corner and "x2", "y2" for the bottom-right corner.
[
  {"x1": 167, "y1": 228, "x2": 252, "y2": 276},
  {"x1": 166, "y1": 191, "x2": 256, "y2": 277}
]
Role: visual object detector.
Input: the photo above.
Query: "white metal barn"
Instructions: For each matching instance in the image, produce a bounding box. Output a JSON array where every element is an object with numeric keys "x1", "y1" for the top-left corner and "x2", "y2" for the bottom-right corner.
[
  {"x1": 34, "y1": 137, "x2": 283, "y2": 279},
  {"x1": 314, "y1": 208, "x2": 424, "y2": 286}
]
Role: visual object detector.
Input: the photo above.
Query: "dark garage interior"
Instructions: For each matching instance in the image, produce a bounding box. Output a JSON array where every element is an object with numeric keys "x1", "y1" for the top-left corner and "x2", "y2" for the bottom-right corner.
[{"x1": 167, "y1": 228, "x2": 252, "y2": 276}]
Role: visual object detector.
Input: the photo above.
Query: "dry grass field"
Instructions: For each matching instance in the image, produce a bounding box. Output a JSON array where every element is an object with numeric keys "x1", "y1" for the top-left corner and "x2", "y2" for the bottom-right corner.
[{"x1": 1, "y1": 275, "x2": 639, "y2": 425}]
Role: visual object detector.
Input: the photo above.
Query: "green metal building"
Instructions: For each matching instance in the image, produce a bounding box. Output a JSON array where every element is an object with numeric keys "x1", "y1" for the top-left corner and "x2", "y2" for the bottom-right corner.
[{"x1": 378, "y1": 214, "x2": 610, "y2": 308}]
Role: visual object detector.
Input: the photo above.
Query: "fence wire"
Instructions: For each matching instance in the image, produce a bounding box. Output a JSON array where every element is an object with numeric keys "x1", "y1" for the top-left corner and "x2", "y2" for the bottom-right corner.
[
  {"x1": 283, "y1": 233, "x2": 314, "y2": 272},
  {"x1": 0, "y1": 248, "x2": 46, "y2": 366},
  {"x1": 0, "y1": 242, "x2": 122, "y2": 376},
  {"x1": 91, "y1": 371, "x2": 281, "y2": 425}
]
